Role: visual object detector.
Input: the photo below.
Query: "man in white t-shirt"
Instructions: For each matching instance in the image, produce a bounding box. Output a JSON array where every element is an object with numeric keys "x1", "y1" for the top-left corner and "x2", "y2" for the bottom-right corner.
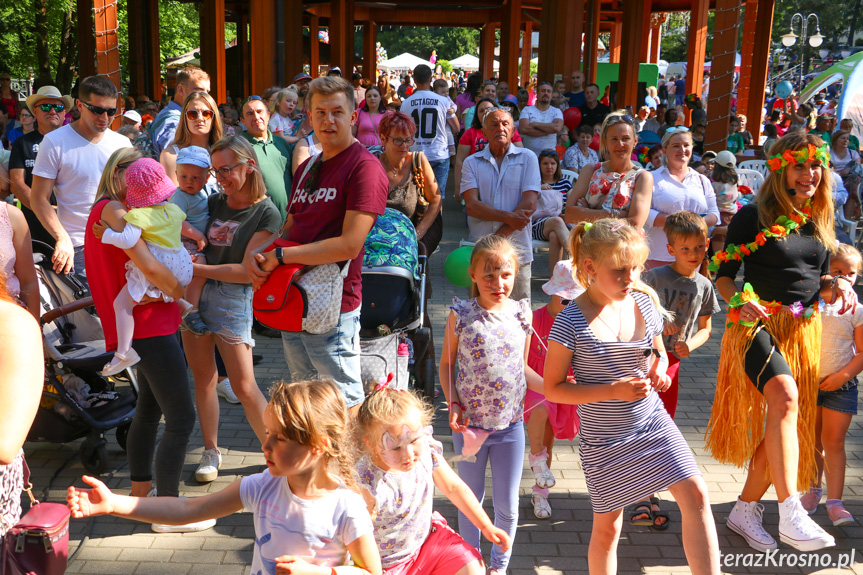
[
  {"x1": 518, "y1": 81, "x2": 564, "y2": 157},
  {"x1": 31, "y1": 75, "x2": 132, "y2": 282},
  {"x1": 400, "y1": 64, "x2": 460, "y2": 197}
]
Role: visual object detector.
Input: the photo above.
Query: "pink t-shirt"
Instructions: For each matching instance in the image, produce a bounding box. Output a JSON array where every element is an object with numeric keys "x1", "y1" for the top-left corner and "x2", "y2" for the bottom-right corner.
[
  {"x1": 355, "y1": 109, "x2": 383, "y2": 147},
  {"x1": 289, "y1": 142, "x2": 389, "y2": 313}
]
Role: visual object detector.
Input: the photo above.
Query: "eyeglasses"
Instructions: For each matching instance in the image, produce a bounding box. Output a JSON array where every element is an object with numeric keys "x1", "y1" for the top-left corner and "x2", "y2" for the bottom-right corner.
[
  {"x1": 20, "y1": 113, "x2": 33, "y2": 119},
  {"x1": 80, "y1": 101, "x2": 118, "y2": 117},
  {"x1": 209, "y1": 163, "x2": 245, "y2": 178},
  {"x1": 37, "y1": 103, "x2": 65, "y2": 113},
  {"x1": 389, "y1": 137, "x2": 415, "y2": 147},
  {"x1": 665, "y1": 126, "x2": 690, "y2": 134},
  {"x1": 186, "y1": 109, "x2": 214, "y2": 121}
]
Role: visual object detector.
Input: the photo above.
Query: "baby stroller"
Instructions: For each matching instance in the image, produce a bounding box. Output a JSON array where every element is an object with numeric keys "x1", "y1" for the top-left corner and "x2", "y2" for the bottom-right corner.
[
  {"x1": 360, "y1": 209, "x2": 434, "y2": 398},
  {"x1": 28, "y1": 241, "x2": 137, "y2": 475}
]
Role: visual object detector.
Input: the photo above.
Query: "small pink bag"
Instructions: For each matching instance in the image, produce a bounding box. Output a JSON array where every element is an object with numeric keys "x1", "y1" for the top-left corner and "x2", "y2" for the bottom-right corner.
[{"x1": 2, "y1": 458, "x2": 70, "y2": 575}]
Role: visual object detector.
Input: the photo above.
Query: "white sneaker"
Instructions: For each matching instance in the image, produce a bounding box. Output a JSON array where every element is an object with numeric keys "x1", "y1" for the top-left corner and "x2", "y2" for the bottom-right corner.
[
  {"x1": 216, "y1": 378, "x2": 240, "y2": 404},
  {"x1": 726, "y1": 498, "x2": 778, "y2": 552},
  {"x1": 152, "y1": 518, "x2": 216, "y2": 533},
  {"x1": 195, "y1": 448, "x2": 222, "y2": 483},
  {"x1": 778, "y1": 495, "x2": 836, "y2": 551}
]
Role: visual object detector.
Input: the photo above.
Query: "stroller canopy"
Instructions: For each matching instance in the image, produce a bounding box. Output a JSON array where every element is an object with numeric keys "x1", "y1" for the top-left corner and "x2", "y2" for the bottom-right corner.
[{"x1": 363, "y1": 208, "x2": 420, "y2": 280}]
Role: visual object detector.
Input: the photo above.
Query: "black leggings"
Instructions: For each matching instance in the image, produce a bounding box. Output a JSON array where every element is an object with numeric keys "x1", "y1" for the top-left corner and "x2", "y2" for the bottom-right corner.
[{"x1": 744, "y1": 325, "x2": 793, "y2": 393}]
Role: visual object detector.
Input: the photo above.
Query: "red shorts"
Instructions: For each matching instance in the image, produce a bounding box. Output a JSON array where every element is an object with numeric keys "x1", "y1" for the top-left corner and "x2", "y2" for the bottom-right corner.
[{"x1": 384, "y1": 512, "x2": 482, "y2": 575}]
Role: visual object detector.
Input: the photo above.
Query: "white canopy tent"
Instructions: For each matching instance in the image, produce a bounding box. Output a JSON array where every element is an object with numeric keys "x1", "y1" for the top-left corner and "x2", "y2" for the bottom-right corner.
[
  {"x1": 377, "y1": 52, "x2": 434, "y2": 72},
  {"x1": 448, "y1": 54, "x2": 499, "y2": 71}
]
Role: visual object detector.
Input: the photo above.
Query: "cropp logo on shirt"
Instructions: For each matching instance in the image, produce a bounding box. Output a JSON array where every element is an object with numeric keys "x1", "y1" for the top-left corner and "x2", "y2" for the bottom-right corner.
[{"x1": 294, "y1": 187, "x2": 337, "y2": 205}]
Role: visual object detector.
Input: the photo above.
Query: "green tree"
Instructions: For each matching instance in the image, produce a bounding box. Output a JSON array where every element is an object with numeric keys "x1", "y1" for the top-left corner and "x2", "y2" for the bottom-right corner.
[{"x1": 367, "y1": 26, "x2": 479, "y2": 61}]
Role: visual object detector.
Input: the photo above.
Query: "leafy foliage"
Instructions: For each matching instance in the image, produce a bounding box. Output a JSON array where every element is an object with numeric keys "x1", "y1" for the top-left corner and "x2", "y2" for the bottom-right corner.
[{"x1": 357, "y1": 26, "x2": 480, "y2": 62}]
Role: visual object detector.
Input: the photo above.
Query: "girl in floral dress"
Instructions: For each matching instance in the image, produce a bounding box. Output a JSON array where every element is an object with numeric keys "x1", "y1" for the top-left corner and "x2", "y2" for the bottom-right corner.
[
  {"x1": 355, "y1": 386, "x2": 509, "y2": 575},
  {"x1": 440, "y1": 234, "x2": 537, "y2": 575}
]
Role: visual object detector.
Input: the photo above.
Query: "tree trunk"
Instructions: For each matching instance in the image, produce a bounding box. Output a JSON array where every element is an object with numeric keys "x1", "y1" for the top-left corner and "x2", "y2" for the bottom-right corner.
[
  {"x1": 34, "y1": 0, "x2": 52, "y2": 78},
  {"x1": 849, "y1": 0, "x2": 863, "y2": 50},
  {"x1": 54, "y1": 4, "x2": 77, "y2": 93}
]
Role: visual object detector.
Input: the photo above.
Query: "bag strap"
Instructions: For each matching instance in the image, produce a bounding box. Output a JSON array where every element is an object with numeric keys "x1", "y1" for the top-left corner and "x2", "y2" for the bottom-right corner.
[{"x1": 279, "y1": 152, "x2": 321, "y2": 237}]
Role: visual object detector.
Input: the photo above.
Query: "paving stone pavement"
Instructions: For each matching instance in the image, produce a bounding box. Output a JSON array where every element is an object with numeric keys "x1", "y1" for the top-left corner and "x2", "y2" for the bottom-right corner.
[{"x1": 25, "y1": 189, "x2": 863, "y2": 574}]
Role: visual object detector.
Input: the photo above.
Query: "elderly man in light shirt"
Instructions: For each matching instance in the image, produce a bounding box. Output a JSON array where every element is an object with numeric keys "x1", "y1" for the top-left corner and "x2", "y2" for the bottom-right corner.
[{"x1": 461, "y1": 107, "x2": 540, "y2": 301}]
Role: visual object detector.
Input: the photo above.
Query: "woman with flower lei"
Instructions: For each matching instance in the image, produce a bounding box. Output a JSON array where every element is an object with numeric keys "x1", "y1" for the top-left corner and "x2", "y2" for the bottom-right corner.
[{"x1": 707, "y1": 132, "x2": 857, "y2": 553}]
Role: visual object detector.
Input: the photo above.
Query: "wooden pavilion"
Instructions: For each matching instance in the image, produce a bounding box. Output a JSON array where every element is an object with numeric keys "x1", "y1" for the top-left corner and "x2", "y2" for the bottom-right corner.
[{"x1": 81, "y1": 0, "x2": 775, "y2": 149}]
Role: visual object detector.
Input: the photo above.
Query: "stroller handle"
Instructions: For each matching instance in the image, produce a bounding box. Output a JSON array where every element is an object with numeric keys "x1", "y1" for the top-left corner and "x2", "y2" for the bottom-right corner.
[{"x1": 41, "y1": 296, "x2": 95, "y2": 326}]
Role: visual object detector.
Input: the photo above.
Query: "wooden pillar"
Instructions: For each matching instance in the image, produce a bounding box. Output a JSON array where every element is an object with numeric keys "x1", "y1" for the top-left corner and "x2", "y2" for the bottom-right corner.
[
  {"x1": 363, "y1": 21, "x2": 377, "y2": 79},
  {"x1": 617, "y1": 0, "x2": 648, "y2": 110},
  {"x1": 744, "y1": 0, "x2": 775, "y2": 143},
  {"x1": 200, "y1": 0, "x2": 226, "y2": 104},
  {"x1": 584, "y1": 0, "x2": 601, "y2": 84},
  {"x1": 309, "y1": 15, "x2": 320, "y2": 77},
  {"x1": 329, "y1": 0, "x2": 355, "y2": 74},
  {"x1": 127, "y1": 0, "x2": 160, "y2": 101},
  {"x1": 249, "y1": 0, "x2": 276, "y2": 96},
  {"x1": 684, "y1": 0, "x2": 709, "y2": 125},
  {"x1": 284, "y1": 0, "x2": 304, "y2": 80},
  {"x1": 239, "y1": 11, "x2": 250, "y2": 97},
  {"x1": 736, "y1": 0, "x2": 758, "y2": 115},
  {"x1": 559, "y1": 0, "x2": 585, "y2": 90},
  {"x1": 639, "y1": 0, "x2": 652, "y2": 64},
  {"x1": 520, "y1": 21, "x2": 532, "y2": 86},
  {"x1": 479, "y1": 24, "x2": 496, "y2": 80},
  {"x1": 499, "y1": 0, "x2": 522, "y2": 86},
  {"x1": 704, "y1": 0, "x2": 742, "y2": 152},
  {"x1": 93, "y1": 0, "x2": 121, "y2": 89},
  {"x1": 649, "y1": 24, "x2": 661, "y2": 63},
  {"x1": 77, "y1": 0, "x2": 97, "y2": 79},
  {"x1": 537, "y1": 0, "x2": 557, "y2": 86},
  {"x1": 609, "y1": 18, "x2": 622, "y2": 64}
]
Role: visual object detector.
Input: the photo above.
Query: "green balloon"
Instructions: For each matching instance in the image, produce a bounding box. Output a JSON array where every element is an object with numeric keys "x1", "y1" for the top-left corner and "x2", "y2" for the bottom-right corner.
[{"x1": 444, "y1": 246, "x2": 474, "y2": 287}]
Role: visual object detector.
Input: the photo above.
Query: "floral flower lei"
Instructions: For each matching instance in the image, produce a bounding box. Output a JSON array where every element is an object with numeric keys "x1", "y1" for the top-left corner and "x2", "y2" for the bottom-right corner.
[
  {"x1": 635, "y1": 144, "x2": 651, "y2": 165},
  {"x1": 710, "y1": 200, "x2": 820, "y2": 326},
  {"x1": 684, "y1": 93, "x2": 701, "y2": 105},
  {"x1": 766, "y1": 143, "x2": 830, "y2": 173}
]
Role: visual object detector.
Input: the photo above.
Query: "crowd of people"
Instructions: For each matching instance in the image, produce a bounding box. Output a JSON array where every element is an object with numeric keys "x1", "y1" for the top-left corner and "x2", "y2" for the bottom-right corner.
[{"x1": 0, "y1": 60, "x2": 861, "y2": 575}]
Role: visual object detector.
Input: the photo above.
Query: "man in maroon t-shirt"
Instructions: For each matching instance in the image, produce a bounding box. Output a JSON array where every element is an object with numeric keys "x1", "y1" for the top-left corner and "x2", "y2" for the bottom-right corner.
[{"x1": 250, "y1": 76, "x2": 388, "y2": 411}]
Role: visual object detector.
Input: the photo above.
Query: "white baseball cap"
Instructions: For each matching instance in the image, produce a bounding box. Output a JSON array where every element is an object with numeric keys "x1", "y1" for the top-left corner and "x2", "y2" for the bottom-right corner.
[
  {"x1": 123, "y1": 110, "x2": 142, "y2": 124},
  {"x1": 715, "y1": 150, "x2": 737, "y2": 169}
]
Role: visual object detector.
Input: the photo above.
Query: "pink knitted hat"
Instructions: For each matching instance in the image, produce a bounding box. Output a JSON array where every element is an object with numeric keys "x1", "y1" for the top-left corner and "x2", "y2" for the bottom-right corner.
[{"x1": 125, "y1": 158, "x2": 177, "y2": 208}]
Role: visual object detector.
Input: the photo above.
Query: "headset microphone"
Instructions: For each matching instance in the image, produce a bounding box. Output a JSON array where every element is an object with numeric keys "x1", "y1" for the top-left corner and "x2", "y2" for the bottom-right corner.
[{"x1": 787, "y1": 188, "x2": 797, "y2": 196}]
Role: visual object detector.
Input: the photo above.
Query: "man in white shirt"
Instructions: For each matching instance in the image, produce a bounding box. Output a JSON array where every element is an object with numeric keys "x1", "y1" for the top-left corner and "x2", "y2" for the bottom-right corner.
[
  {"x1": 518, "y1": 81, "x2": 564, "y2": 157},
  {"x1": 400, "y1": 64, "x2": 460, "y2": 197},
  {"x1": 462, "y1": 107, "x2": 540, "y2": 301},
  {"x1": 31, "y1": 75, "x2": 132, "y2": 282}
]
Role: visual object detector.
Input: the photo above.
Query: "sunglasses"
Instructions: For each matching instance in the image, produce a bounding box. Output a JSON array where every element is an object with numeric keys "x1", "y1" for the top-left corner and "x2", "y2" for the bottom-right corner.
[
  {"x1": 539, "y1": 150, "x2": 559, "y2": 158},
  {"x1": 665, "y1": 126, "x2": 690, "y2": 134},
  {"x1": 244, "y1": 95, "x2": 264, "y2": 104},
  {"x1": 37, "y1": 103, "x2": 65, "y2": 113},
  {"x1": 389, "y1": 137, "x2": 415, "y2": 147},
  {"x1": 607, "y1": 114, "x2": 635, "y2": 126},
  {"x1": 538, "y1": 81, "x2": 553, "y2": 87},
  {"x1": 186, "y1": 109, "x2": 214, "y2": 121},
  {"x1": 209, "y1": 163, "x2": 245, "y2": 178},
  {"x1": 80, "y1": 101, "x2": 117, "y2": 117}
]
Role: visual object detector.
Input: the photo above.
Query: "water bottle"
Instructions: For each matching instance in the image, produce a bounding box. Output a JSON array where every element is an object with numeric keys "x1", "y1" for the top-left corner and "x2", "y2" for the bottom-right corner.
[{"x1": 396, "y1": 342, "x2": 410, "y2": 390}]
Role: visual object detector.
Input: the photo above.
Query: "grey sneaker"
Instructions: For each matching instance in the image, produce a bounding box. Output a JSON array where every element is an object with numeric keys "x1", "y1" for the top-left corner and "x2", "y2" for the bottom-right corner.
[
  {"x1": 216, "y1": 378, "x2": 240, "y2": 404},
  {"x1": 726, "y1": 498, "x2": 778, "y2": 552},
  {"x1": 195, "y1": 448, "x2": 222, "y2": 483},
  {"x1": 152, "y1": 518, "x2": 216, "y2": 533}
]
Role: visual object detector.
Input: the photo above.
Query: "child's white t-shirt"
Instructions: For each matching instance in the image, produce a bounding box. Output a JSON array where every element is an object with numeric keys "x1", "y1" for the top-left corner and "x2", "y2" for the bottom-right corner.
[
  {"x1": 240, "y1": 470, "x2": 373, "y2": 575},
  {"x1": 819, "y1": 300, "x2": 863, "y2": 379}
]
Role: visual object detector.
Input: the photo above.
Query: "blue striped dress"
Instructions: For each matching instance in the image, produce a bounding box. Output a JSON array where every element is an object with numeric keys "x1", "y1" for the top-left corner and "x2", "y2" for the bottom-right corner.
[{"x1": 548, "y1": 290, "x2": 701, "y2": 513}]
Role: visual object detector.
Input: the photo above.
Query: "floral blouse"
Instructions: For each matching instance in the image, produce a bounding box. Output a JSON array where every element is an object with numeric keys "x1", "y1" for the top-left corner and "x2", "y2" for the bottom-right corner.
[
  {"x1": 585, "y1": 163, "x2": 643, "y2": 216},
  {"x1": 356, "y1": 435, "x2": 443, "y2": 568},
  {"x1": 451, "y1": 297, "x2": 531, "y2": 431}
]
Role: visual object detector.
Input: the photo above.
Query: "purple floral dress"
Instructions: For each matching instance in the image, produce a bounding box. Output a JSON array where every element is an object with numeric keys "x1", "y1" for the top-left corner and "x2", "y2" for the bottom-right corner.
[
  {"x1": 451, "y1": 297, "x2": 531, "y2": 431},
  {"x1": 356, "y1": 435, "x2": 443, "y2": 569}
]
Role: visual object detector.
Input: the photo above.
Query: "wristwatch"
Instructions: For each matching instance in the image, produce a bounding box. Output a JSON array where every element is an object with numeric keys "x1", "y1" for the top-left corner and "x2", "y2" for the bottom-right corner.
[{"x1": 274, "y1": 247, "x2": 284, "y2": 265}]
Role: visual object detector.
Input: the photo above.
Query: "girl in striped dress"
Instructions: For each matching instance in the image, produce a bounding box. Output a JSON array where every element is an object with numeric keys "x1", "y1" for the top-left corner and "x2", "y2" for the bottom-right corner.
[{"x1": 542, "y1": 219, "x2": 720, "y2": 575}]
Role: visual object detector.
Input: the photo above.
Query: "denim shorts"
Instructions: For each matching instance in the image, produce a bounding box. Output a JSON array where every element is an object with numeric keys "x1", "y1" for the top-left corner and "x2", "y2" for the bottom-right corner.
[
  {"x1": 817, "y1": 378, "x2": 858, "y2": 415},
  {"x1": 280, "y1": 306, "x2": 364, "y2": 407},
  {"x1": 198, "y1": 280, "x2": 254, "y2": 346}
]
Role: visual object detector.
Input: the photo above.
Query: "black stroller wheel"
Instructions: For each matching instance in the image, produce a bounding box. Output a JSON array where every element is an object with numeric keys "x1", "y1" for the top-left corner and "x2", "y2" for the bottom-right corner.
[
  {"x1": 423, "y1": 359, "x2": 436, "y2": 400},
  {"x1": 80, "y1": 438, "x2": 109, "y2": 475},
  {"x1": 116, "y1": 422, "x2": 131, "y2": 452}
]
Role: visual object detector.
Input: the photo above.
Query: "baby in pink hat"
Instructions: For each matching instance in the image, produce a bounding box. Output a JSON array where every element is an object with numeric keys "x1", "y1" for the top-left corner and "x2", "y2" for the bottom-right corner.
[{"x1": 97, "y1": 158, "x2": 194, "y2": 375}]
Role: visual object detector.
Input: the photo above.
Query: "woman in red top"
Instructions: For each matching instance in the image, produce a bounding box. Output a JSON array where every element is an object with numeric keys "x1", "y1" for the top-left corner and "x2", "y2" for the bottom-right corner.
[
  {"x1": 85, "y1": 148, "x2": 211, "y2": 532},
  {"x1": 0, "y1": 73, "x2": 20, "y2": 121}
]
